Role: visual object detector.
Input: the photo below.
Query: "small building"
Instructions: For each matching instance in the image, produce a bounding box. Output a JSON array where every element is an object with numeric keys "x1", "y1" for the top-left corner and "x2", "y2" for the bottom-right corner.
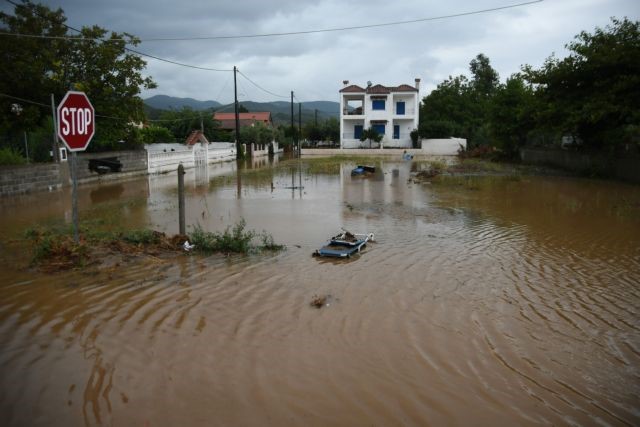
[
  {"x1": 213, "y1": 112, "x2": 273, "y2": 131},
  {"x1": 339, "y1": 79, "x2": 420, "y2": 148},
  {"x1": 185, "y1": 130, "x2": 209, "y2": 146}
]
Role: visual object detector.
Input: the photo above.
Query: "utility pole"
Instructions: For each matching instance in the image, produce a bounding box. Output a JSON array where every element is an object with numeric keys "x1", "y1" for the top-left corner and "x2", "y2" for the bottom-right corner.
[
  {"x1": 234, "y1": 66, "x2": 241, "y2": 159},
  {"x1": 298, "y1": 102, "x2": 302, "y2": 157},
  {"x1": 50, "y1": 94, "x2": 58, "y2": 163},
  {"x1": 315, "y1": 109, "x2": 318, "y2": 126},
  {"x1": 290, "y1": 91, "x2": 295, "y2": 154}
]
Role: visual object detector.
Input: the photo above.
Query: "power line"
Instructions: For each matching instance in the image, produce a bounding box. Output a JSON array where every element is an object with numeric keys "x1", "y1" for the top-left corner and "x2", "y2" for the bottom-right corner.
[
  {"x1": 237, "y1": 70, "x2": 288, "y2": 99},
  {"x1": 2, "y1": 0, "x2": 232, "y2": 72},
  {"x1": 1, "y1": 1, "x2": 543, "y2": 42}
]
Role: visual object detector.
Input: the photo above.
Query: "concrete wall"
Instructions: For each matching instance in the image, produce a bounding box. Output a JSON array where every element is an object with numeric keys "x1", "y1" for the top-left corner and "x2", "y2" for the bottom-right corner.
[
  {"x1": 421, "y1": 138, "x2": 466, "y2": 155},
  {"x1": 73, "y1": 150, "x2": 149, "y2": 183},
  {"x1": 520, "y1": 148, "x2": 640, "y2": 183},
  {"x1": 0, "y1": 163, "x2": 61, "y2": 196}
]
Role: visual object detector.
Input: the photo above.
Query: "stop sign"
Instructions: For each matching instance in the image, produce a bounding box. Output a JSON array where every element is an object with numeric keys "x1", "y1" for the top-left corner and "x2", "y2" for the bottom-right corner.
[{"x1": 57, "y1": 91, "x2": 95, "y2": 152}]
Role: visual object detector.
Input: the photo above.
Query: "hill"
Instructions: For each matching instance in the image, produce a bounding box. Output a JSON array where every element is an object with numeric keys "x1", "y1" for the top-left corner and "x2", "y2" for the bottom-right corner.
[
  {"x1": 144, "y1": 95, "x2": 222, "y2": 111},
  {"x1": 143, "y1": 96, "x2": 340, "y2": 125}
]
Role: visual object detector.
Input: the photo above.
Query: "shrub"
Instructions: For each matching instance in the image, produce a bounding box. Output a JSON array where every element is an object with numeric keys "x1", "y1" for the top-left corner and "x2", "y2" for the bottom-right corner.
[{"x1": 0, "y1": 147, "x2": 26, "y2": 165}]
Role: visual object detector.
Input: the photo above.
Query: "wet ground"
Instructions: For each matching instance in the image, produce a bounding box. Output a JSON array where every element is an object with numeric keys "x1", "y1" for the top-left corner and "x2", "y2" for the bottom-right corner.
[{"x1": 1, "y1": 156, "x2": 639, "y2": 426}]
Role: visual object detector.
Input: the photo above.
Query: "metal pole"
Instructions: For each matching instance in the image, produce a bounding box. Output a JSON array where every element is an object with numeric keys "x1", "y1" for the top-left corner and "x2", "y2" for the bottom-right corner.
[
  {"x1": 50, "y1": 94, "x2": 58, "y2": 163},
  {"x1": 23, "y1": 131, "x2": 29, "y2": 163},
  {"x1": 233, "y1": 66, "x2": 241, "y2": 160},
  {"x1": 178, "y1": 163, "x2": 186, "y2": 235},
  {"x1": 298, "y1": 103, "x2": 302, "y2": 158},
  {"x1": 71, "y1": 152, "x2": 79, "y2": 243},
  {"x1": 290, "y1": 91, "x2": 294, "y2": 154}
]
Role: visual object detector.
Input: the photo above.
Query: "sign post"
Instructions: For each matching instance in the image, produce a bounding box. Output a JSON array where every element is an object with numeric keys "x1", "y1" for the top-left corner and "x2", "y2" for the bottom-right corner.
[{"x1": 56, "y1": 91, "x2": 95, "y2": 243}]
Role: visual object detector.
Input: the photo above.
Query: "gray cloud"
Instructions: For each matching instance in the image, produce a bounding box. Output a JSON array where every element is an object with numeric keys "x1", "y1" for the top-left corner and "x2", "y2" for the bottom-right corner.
[{"x1": 4, "y1": 0, "x2": 639, "y2": 102}]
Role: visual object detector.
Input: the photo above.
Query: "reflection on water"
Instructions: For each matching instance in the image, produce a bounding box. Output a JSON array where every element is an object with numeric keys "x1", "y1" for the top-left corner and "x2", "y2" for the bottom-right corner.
[{"x1": 0, "y1": 158, "x2": 639, "y2": 426}]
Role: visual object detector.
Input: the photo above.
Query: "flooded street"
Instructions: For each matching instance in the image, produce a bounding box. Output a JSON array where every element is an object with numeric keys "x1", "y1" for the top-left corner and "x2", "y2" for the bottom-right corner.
[{"x1": 1, "y1": 157, "x2": 639, "y2": 426}]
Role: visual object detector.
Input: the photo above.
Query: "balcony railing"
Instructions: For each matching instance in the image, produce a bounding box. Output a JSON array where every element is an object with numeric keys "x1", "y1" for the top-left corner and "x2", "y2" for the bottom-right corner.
[{"x1": 343, "y1": 108, "x2": 364, "y2": 116}]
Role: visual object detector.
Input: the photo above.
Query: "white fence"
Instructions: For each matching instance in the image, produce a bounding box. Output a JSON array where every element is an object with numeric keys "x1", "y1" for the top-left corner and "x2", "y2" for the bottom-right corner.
[
  {"x1": 421, "y1": 138, "x2": 466, "y2": 155},
  {"x1": 146, "y1": 142, "x2": 236, "y2": 174}
]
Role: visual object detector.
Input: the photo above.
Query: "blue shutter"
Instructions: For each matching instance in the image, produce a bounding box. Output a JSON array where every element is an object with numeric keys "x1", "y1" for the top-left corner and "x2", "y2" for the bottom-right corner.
[
  {"x1": 354, "y1": 125, "x2": 363, "y2": 139},
  {"x1": 393, "y1": 125, "x2": 400, "y2": 139},
  {"x1": 372, "y1": 100, "x2": 385, "y2": 110},
  {"x1": 396, "y1": 102, "x2": 405, "y2": 115}
]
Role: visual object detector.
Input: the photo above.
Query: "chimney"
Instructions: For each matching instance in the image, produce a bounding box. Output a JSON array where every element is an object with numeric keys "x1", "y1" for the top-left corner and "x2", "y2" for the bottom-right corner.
[
  {"x1": 343, "y1": 80, "x2": 349, "y2": 87},
  {"x1": 415, "y1": 78, "x2": 421, "y2": 91}
]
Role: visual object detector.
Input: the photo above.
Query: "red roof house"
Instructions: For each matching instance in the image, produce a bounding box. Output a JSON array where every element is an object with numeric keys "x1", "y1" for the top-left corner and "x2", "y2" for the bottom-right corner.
[{"x1": 213, "y1": 112, "x2": 273, "y2": 131}]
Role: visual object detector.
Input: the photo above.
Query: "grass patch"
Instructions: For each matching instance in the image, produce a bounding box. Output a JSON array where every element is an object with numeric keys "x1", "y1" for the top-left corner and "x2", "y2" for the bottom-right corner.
[
  {"x1": 189, "y1": 219, "x2": 284, "y2": 254},
  {"x1": 23, "y1": 219, "x2": 284, "y2": 271}
]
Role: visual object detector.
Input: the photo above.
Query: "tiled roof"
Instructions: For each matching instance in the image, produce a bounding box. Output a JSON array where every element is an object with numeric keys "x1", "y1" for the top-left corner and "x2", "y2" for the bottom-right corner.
[
  {"x1": 340, "y1": 82, "x2": 418, "y2": 94},
  {"x1": 185, "y1": 130, "x2": 209, "y2": 146},
  {"x1": 214, "y1": 112, "x2": 272, "y2": 122},
  {"x1": 339, "y1": 84, "x2": 366, "y2": 93},
  {"x1": 393, "y1": 84, "x2": 419, "y2": 92},
  {"x1": 366, "y1": 84, "x2": 391, "y2": 94}
]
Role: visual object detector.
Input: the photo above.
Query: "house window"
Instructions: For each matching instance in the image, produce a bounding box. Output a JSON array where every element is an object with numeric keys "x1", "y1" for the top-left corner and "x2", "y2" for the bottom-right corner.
[
  {"x1": 372, "y1": 100, "x2": 385, "y2": 110},
  {"x1": 396, "y1": 101, "x2": 405, "y2": 115},
  {"x1": 354, "y1": 125, "x2": 363, "y2": 140},
  {"x1": 393, "y1": 125, "x2": 400, "y2": 139},
  {"x1": 372, "y1": 124, "x2": 385, "y2": 136}
]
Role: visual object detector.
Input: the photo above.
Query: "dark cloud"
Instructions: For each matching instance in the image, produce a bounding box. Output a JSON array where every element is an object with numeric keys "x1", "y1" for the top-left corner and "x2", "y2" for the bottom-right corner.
[{"x1": 4, "y1": 0, "x2": 638, "y2": 102}]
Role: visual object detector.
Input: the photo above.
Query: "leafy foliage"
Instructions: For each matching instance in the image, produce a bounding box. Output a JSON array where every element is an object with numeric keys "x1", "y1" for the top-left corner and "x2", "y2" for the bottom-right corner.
[
  {"x1": 522, "y1": 17, "x2": 640, "y2": 149},
  {"x1": 156, "y1": 107, "x2": 223, "y2": 142},
  {"x1": 0, "y1": 1, "x2": 156, "y2": 154},
  {"x1": 139, "y1": 125, "x2": 175, "y2": 144},
  {"x1": 0, "y1": 147, "x2": 26, "y2": 165},
  {"x1": 420, "y1": 18, "x2": 639, "y2": 157},
  {"x1": 359, "y1": 127, "x2": 383, "y2": 148}
]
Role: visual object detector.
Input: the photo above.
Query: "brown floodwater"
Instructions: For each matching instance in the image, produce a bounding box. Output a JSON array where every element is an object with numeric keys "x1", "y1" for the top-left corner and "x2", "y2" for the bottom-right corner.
[{"x1": 1, "y1": 157, "x2": 639, "y2": 426}]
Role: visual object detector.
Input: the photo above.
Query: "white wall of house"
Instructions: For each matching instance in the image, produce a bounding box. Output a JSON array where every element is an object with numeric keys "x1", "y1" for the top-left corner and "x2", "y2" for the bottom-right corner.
[{"x1": 340, "y1": 83, "x2": 419, "y2": 149}]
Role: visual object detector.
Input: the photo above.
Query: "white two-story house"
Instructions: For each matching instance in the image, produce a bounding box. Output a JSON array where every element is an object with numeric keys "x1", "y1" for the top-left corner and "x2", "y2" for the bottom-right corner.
[{"x1": 339, "y1": 79, "x2": 420, "y2": 148}]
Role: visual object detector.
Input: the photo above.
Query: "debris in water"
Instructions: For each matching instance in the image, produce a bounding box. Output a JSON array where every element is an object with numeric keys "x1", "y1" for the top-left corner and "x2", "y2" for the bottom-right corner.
[
  {"x1": 183, "y1": 240, "x2": 196, "y2": 251},
  {"x1": 310, "y1": 294, "x2": 330, "y2": 308}
]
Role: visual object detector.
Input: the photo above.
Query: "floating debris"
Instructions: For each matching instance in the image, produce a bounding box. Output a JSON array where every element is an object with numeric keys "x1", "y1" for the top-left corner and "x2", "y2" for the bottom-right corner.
[{"x1": 310, "y1": 294, "x2": 330, "y2": 308}]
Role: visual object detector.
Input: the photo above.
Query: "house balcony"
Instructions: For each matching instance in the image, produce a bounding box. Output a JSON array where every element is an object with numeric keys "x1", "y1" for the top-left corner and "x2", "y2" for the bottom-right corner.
[{"x1": 342, "y1": 107, "x2": 364, "y2": 117}]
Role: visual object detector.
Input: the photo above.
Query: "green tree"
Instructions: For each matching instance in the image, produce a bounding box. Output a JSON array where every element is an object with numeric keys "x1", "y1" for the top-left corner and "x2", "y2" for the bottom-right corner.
[
  {"x1": 139, "y1": 125, "x2": 175, "y2": 144},
  {"x1": 238, "y1": 122, "x2": 276, "y2": 146},
  {"x1": 0, "y1": 1, "x2": 156, "y2": 154},
  {"x1": 360, "y1": 127, "x2": 383, "y2": 148},
  {"x1": 157, "y1": 108, "x2": 221, "y2": 142},
  {"x1": 522, "y1": 18, "x2": 640, "y2": 149},
  {"x1": 322, "y1": 117, "x2": 339, "y2": 143},
  {"x1": 419, "y1": 54, "x2": 500, "y2": 147},
  {"x1": 489, "y1": 74, "x2": 536, "y2": 157}
]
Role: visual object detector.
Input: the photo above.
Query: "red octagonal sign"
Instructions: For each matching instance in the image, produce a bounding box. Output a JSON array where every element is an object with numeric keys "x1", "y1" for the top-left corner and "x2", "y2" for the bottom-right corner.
[{"x1": 57, "y1": 91, "x2": 95, "y2": 152}]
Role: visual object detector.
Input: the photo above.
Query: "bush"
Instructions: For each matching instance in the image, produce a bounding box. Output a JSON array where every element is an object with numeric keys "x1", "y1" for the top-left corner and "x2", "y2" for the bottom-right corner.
[{"x1": 0, "y1": 147, "x2": 26, "y2": 165}]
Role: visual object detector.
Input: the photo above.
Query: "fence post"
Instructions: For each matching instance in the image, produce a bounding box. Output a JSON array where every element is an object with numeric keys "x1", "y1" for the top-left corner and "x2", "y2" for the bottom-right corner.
[{"x1": 178, "y1": 163, "x2": 186, "y2": 235}]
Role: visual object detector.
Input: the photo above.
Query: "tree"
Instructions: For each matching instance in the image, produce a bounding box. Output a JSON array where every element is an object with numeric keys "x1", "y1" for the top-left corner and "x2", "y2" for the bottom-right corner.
[
  {"x1": 139, "y1": 125, "x2": 175, "y2": 144},
  {"x1": 522, "y1": 18, "x2": 640, "y2": 149},
  {"x1": 238, "y1": 104, "x2": 249, "y2": 113},
  {"x1": 157, "y1": 108, "x2": 221, "y2": 142},
  {"x1": 0, "y1": 1, "x2": 156, "y2": 154},
  {"x1": 360, "y1": 127, "x2": 382, "y2": 148},
  {"x1": 489, "y1": 74, "x2": 536, "y2": 157},
  {"x1": 238, "y1": 122, "x2": 277, "y2": 145},
  {"x1": 419, "y1": 54, "x2": 500, "y2": 147}
]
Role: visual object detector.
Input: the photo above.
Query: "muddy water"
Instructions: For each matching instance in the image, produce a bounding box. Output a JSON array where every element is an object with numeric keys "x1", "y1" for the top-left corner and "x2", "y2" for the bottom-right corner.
[{"x1": 1, "y1": 159, "x2": 639, "y2": 426}]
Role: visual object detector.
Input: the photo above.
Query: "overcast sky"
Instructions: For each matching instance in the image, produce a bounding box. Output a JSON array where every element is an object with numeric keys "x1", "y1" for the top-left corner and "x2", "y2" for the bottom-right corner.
[{"x1": 4, "y1": 0, "x2": 638, "y2": 103}]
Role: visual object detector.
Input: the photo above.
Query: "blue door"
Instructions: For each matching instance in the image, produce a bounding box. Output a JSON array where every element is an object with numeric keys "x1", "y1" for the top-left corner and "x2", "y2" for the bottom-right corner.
[
  {"x1": 393, "y1": 125, "x2": 400, "y2": 139},
  {"x1": 396, "y1": 101, "x2": 405, "y2": 115},
  {"x1": 354, "y1": 125, "x2": 363, "y2": 139},
  {"x1": 372, "y1": 124, "x2": 385, "y2": 136}
]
